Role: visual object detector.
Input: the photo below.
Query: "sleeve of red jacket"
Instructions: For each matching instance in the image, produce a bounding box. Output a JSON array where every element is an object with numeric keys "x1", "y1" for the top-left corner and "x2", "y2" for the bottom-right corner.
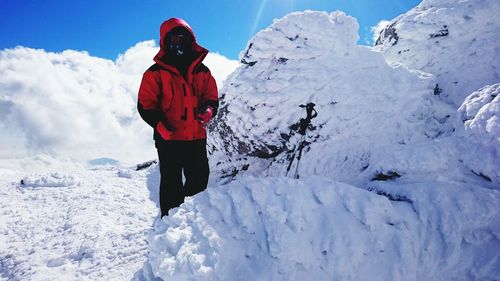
[
  {"x1": 200, "y1": 69, "x2": 219, "y2": 116},
  {"x1": 137, "y1": 68, "x2": 163, "y2": 128}
]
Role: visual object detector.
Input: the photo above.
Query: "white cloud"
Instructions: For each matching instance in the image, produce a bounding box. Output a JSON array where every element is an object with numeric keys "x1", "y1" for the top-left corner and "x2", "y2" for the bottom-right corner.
[
  {"x1": 0, "y1": 42, "x2": 239, "y2": 164},
  {"x1": 204, "y1": 52, "x2": 241, "y2": 88},
  {"x1": 371, "y1": 20, "x2": 391, "y2": 43}
]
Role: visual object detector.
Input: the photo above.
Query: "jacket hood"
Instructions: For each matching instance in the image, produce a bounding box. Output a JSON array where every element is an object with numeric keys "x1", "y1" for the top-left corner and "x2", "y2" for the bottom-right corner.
[{"x1": 155, "y1": 18, "x2": 207, "y2": 65}]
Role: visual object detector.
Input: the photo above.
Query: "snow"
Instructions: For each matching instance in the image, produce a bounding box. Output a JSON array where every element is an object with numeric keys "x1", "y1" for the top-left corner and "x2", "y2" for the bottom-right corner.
[
  {"x1": 20, "y1": 172, "x2": 78, "y2": 188},
  {"x1": 374, "y1": 0, "x2": 500, "y2": 108},
  {"x1": 209, "y1": 10, "x2": 454, "y2": 186},
  {"x1": 118, "y1": 169, "x2": 134, "y2": 179},
  {"x1": 1, "y1": 1, "x2": 500, "y2": 281},
  {"x1": 0, "y1": 157, "x2": 157, "y2": 281},
  {"x1": 140, "y1": 8, "x2": 500, "y2": 281},
  {"x1": 458, "y1": 83, "x2": 500, "y2": 148},
  {"x1": 144, "y1": 174, "x2": 500, "y2": 281},
  {"x1": 454, "y1": 83, "x2": 500, "y2": 183}
]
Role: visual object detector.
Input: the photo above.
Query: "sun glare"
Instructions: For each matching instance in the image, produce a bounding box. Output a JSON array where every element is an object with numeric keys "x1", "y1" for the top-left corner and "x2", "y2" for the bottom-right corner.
[{"x1": 250, "y1": 0, "x2": 270, "y2": 37}]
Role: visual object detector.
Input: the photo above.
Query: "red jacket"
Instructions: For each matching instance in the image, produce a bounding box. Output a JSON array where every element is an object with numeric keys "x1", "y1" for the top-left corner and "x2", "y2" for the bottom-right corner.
[{"x1": 138, "y1": 18, "x2": 218, "y2": 141}]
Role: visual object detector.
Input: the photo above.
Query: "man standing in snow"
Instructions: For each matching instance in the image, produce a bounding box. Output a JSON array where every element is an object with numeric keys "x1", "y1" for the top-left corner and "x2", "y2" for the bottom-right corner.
[{"x1": 137, "y1": 18, "x2": 218, "y2": 218}]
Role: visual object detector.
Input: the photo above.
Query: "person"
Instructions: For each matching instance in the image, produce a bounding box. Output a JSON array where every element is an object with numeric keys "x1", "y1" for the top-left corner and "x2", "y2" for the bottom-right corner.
[{"x1": 137, "y1": 18, "x2": 218, "y2": 218}]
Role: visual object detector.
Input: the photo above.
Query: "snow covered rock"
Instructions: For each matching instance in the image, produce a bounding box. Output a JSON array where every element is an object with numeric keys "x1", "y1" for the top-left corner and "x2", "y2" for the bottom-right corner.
[
  {"x1": 209, "y1": 11, "x2": 450, "y2": 184},
  {"x1": 146, "y1": 176, "x2": 500, "y2": 281},
  {"x1": 455, "y1": 83, "x2": 500, "y2": 183},
  {"x1": 240, "y1": 11, "x2": 359, "y2": 64},
  {"x1": 374, "y1": 0, "x2": 500, "y2": 107},
  {"x1": 458, "y1": 83, "x2": 500, "y2": 148}
]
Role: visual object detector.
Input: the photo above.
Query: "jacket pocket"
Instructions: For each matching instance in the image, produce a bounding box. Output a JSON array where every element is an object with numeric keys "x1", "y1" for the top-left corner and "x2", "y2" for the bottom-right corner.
[{"x1": 156, "y1": 122, "x2": 175, "y2": 140}]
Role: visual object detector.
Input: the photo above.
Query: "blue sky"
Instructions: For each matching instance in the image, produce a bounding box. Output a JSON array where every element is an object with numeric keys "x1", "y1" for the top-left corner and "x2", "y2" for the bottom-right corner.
[{"x1": 0, "y1": 0, "x2": 421, "y2": 60}]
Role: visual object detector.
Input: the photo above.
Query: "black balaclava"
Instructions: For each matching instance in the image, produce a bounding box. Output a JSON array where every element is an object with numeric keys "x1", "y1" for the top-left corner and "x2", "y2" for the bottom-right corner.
[{"x1": 163, "y1": 26, "x2": 196, "y2": 78}]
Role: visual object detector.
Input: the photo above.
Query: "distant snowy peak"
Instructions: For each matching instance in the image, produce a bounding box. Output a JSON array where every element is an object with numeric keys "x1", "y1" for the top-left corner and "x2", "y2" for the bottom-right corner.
[
  {"x1": 374, "y1": 0, "x2": 500, "y2": 107},
  {"x1": 240, "y1": 11, "x2": 359, "y2": 65}
]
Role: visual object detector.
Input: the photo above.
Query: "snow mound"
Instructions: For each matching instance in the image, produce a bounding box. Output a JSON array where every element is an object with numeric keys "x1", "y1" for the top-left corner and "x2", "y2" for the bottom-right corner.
[
  {"x1": 210, "y1": 11, "x2": 449, "y2": 184},
  {"x1": 455, "y1": 84, "x2": 500, "y2": 183},
  {"x1": 146, "y1": 176, "x2": 500, "y2": 281},
  {"x1": 374, "y1": 0, "x2": 500, "y2": 107},
  {"x1": 20, "y1": 172, "x2": 78, "y2": 187},
  {"x1": 458, "y1": 83, "x2": 500, "y2": 148},
  {"x1": 117, "y1": 169, "x2": 133, "y2": 179}
]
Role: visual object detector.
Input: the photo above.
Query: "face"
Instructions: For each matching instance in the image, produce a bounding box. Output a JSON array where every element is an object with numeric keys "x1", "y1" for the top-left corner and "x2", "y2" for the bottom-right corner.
[{"x1": 165, "y1": 27, "x2": 193, "y2": 56}]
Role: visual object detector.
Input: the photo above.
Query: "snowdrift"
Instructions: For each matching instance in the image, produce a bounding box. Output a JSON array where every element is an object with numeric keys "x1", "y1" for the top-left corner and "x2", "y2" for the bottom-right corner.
[{"x1": 144, "y1": 170, "x2": 500, "y2": 281}]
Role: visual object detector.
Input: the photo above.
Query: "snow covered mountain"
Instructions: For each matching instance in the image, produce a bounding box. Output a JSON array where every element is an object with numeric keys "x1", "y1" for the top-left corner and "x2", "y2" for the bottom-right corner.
[{"x1": 1, "y1": 1, "x2": 499, "y2": 281}]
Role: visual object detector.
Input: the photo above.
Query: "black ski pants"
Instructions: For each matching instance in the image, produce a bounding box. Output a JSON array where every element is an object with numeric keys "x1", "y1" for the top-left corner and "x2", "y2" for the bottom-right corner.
[{"x1": 156, "y1": 139, "x2": 209, "y2": 217}]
